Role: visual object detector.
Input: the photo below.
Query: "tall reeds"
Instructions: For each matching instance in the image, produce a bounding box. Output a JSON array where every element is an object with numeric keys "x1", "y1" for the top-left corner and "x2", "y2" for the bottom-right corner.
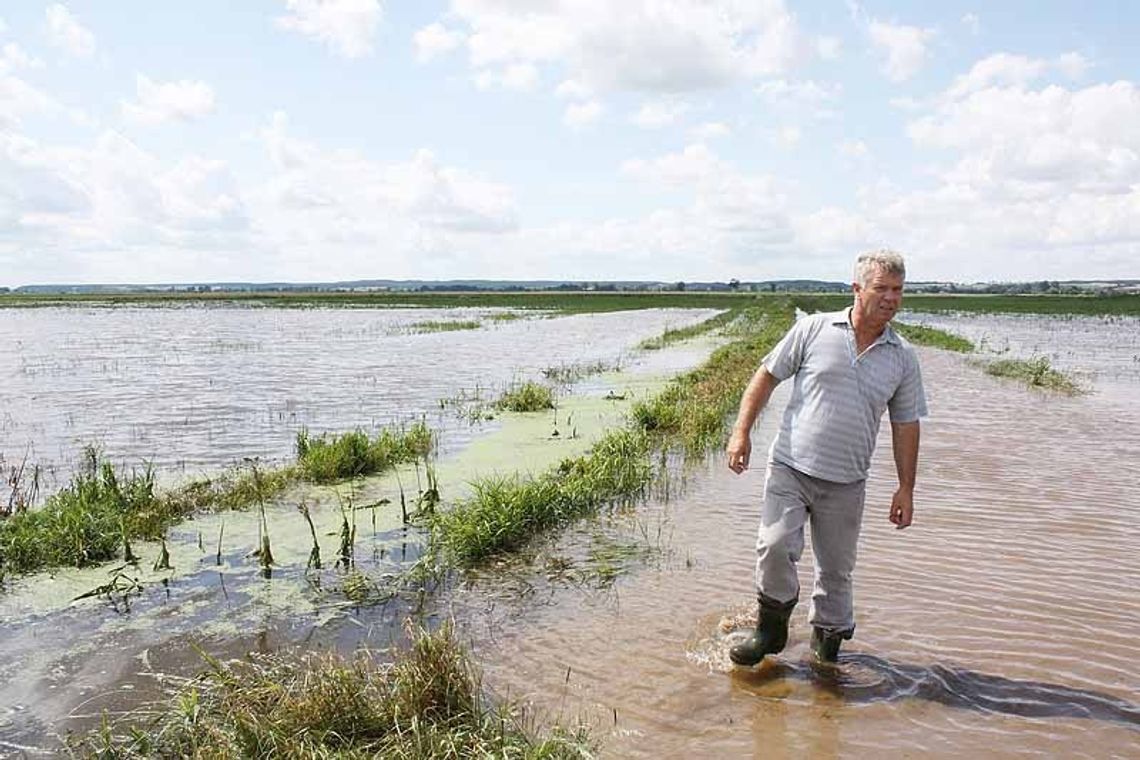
[{"x1": 296, "y1": 422, "x2": 434, "y2": 484}]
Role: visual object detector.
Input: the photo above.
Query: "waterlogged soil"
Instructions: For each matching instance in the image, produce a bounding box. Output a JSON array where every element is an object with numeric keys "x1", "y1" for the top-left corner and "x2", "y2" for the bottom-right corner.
[
  {"x1": 0, "y1": 306, "x2": 720, "y2": 753},
  {"x1": 452, "y1": 314, "x2": 1140, "y2": 759}
]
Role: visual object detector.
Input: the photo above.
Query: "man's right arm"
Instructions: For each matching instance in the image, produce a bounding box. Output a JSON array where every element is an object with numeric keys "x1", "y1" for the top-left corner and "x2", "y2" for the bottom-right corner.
[{"x1": 726, "y1": 367, "x2": 779, "y2": 474}]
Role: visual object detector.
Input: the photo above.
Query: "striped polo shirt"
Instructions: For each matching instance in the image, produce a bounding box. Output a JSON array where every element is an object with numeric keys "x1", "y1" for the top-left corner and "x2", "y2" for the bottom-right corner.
[{"x1": 762, "y1": 308, "x2": 928, "y2": 484}]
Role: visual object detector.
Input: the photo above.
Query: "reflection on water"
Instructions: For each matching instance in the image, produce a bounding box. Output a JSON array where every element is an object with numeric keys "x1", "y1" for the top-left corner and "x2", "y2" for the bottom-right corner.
[{"x1": 459, "y1": 314, "x2": 1140, "y2": 758}]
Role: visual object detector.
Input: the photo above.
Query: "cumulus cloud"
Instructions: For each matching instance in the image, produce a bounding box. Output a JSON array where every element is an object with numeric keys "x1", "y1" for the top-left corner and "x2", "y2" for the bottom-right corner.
[
  {"x1": 121, "y1": 75, "x2": 215, "y2": 126},
  {"x1": 413, "y1": 22, "x2": 464, "y2": 62},
  {"x1": 868, "y1": 19, "x2": 934, "y2": 82},
  {"x1": 45, "y1": 4, "x2": 96, "y2": 58},
  {"x1": 276, "y1": 0, "x2": 381, "y2": 59},
  {"x1": 430, "y1": 0, "x2": 806, "y2": 95},
  {"x1": 631, "y1": 99, "x2": 688, "y2": 129},
  {"x1": 474, "y1": 62, "x2": 539, "y2": 91},
  {"x1": 564, "y1": 100, "x2": 601, "y2": 129},
  {"x1": 690, "y1": 121, "x2": 731, "y2": 140},
  {"x1": 755, "y1": 78, "x2": 841, "y2": 120}
]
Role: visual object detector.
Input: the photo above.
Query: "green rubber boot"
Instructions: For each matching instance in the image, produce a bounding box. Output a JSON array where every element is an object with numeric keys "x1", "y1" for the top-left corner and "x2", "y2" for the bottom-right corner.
[
  {"x1": 729, "y1": 596, "x2": 796, "y2": 666},
  {"x1": 809, "y1": 626, "x2": 849, "y2": 664}
]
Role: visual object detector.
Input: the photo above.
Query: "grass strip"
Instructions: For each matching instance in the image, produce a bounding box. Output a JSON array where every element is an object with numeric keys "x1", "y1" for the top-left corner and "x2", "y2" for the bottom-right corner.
[
  {"x1": 296, "y1": 423, "x2": 434, "y2": 484},
  {"x1": 409, "y1": 320, "x2": 482, "y2": 333},
  {"x1": 893, "y1": 322, "x2": 974, "y2": 353},
  {"x1": 630, "y1": 305, "x2": 792, "y2": 453},
  {"x1": 433, "y1": 429, "x2": 652, "y2": 565},
  {"x1": 495, "y1": 382, "x2": 556, "y2": 412},
  {"x1": 0, "y1": 424, "x2": 434, "y2": 577},
  {"x1": 71, "y1": 623, "x2": 592, "y2": 759},
  {"x1": 638, "y1": 308, "x2": 736, "y2": 350},
  {"x1": 984, "y1": 356, "x2": 1082, "y2": 394},
  {"x1": 432, "y1": 303, "x2": 794, "y2": 567}
]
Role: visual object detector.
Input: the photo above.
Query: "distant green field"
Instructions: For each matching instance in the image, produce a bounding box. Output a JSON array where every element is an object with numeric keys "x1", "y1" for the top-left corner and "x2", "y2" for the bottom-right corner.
[
  {"x1": 791, "y1": 293, "x2": 1140, "y2": 317},
  {"x1": 2, "y1": 290, "x2": 1138, "y2": 316}
]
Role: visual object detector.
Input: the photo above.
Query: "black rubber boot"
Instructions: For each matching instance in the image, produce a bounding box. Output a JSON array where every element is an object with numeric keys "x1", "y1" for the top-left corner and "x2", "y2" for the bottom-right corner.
[
  {"x1": 809, "y1": 626, "x2": 851, "y2": 664},
  {"x1": 729, "y1": 595, "x2": 797, "y2": 666}
]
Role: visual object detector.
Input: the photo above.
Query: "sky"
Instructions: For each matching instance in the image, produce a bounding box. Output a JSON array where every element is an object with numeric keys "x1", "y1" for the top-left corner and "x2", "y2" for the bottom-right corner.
[{"x1": 1, "y1": 1, "x2": 1138, "y2": 287}]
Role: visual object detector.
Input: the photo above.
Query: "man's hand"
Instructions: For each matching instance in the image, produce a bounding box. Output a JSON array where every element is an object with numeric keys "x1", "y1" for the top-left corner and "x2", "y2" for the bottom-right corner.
[
  {"x1": 726, "y1": 429, "x2": 752, "y2": 474},
  {"x1": 889, "y1": 488, "x2": 914, "y2": 529}
]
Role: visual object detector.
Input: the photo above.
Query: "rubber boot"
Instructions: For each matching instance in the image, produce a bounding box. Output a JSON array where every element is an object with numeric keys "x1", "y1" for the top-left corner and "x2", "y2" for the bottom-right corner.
[
  {"x1": 729, "y1": 595, "x2": 796, "y2": 666},
  {"x1": 809, "y1": 626, "x2": 850, "y2": 664}
]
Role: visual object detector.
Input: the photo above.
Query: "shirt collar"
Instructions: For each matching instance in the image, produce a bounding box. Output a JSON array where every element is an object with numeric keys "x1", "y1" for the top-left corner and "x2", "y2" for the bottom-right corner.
[{"x1": 830, "y1": 307, "x2": 901, "y2": 346}]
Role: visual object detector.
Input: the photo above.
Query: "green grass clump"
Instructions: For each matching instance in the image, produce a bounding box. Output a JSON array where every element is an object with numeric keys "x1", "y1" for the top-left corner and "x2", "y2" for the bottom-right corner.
[
  {"x1": 984, "y1": 356, "x2": 1081, "y2": 394},
  {"x1": 639, "y1": 309, "x2": 737, "y2": 350},
  {"x1": 630, "y1": 306, "x2": 792, "y2": 452},
  {"x1": 409, "y1": 320, "x2": 482, "y2": 333},
  {"x1": 893, "y1": 322, "x2": 974, "y2": 353},
  {"x1": 0, "y1": 448, "x2": 162, "y2": 574},
  {"x1": 296, "y1": 423, "x2": 434, "y2": 484},
  {"x1": 433, "y1": 429, "x2": 651, "y2": 565},
  {"x1": 495, "y1": 381, "x2": 556, "y2": 412},
  {"x1": 72, "y1": 624, "x2": 592, "y2": 758}
]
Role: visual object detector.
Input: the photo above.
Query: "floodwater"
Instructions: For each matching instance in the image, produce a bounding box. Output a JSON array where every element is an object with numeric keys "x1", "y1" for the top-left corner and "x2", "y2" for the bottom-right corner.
[
  {"x1": 455, "y1": 312, "x2": 1140, "y2": 759},
  {"x1": 2, "y1": 307, "x2": 1139, "y2": 757},
  {"x1": 0, "y1": 304, "x2": 720, "y2": 754},
  {"x1": 0, "y1": 305, "x2": 715, "y2": 485}
]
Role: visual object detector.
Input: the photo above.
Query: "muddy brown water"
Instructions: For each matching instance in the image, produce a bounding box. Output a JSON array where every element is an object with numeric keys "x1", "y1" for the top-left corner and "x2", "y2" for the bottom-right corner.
[
  {"x1": 2, "y1": 309, "x2": 1139, "y2": 757},
  {"x1": 453, "y1": 318, "x2": 1140, "y2": 759}
]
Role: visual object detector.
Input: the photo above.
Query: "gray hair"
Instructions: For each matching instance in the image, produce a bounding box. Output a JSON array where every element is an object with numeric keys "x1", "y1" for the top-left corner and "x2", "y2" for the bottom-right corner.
[{"x1": 854, "y1": 249, "x2": 906, "y2": 288}]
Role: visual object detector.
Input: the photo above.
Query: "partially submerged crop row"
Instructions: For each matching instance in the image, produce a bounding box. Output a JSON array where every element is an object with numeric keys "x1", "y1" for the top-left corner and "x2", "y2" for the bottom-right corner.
[
  {"x1": 72, "y1": 623, "x2": 592, "y2": 759},
  {"x1": 429, "y1": 303, "x2": 794, "y2": 568},
  {"x1": 0, "y1": 423, "x2": 433, "y2": 577}
]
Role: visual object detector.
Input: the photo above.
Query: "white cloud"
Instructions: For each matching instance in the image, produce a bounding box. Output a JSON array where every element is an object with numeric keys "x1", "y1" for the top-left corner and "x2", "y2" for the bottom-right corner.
[
  {"x1": 0, "y1": 69, "x2": 60, "y2": 128},
  {"x1": 3, "y1": 44, "x2": 43, "y2": 70},
  {"x1": 121, "y1": 75, "x2": 216, "y2": 126},
  {"x1": 45, "y1": 4, "x2": 96, "y2": 58},
  {"x1": 1056, "y1": 52, "x2": 1090, "y2": 81},
  {"x1": 690, "y1": 121, "x2": 731, "y2": 140},
  {"x1": 474, "y1": 62, "x2": 540, "y2": 92},
  {"x1": 838, "y1": 139, "x2": 869, "y2": 160},
  {"x1": 631, "y1": 99, "x2": 688, "y2": 129},
  {"x1": 868, "y1": 19, "x2": 934, "y2": 82},
  {"x1": 564, "y1": 100, "x2": 601, "y2": 129},
  {"x1": 555, "y1": 79, "x2": 591, "y2": 99},
  {"x1": 0, "y1": 17, "x2": 8, "y2": 35},
  {"x1": 755, "y1": 78, "x2": 841, "y2": 120},
  {"x1": 817, "y1": 35, "x2": 841, "y2": 60},
  {"x1": 276, "y1": 0, "x2": 381, "y2": 59},
  {"x1": 435, "y1": 0, "x2": 806, "y2": 95},
  {"x1": 961, "y1": 13, "x2": 980, "y2": 36},
  {"x1": 413, "y1": 22, "x2": 464, "y2": 62},
  {"x1": 766, "y1": 125, "x2": 802, "y2": 148}
]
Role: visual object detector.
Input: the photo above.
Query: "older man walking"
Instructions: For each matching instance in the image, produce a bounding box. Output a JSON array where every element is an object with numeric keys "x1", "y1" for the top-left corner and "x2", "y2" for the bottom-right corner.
[{"x1": 726, "y1": 249, "x2": 927, "y2": 666}]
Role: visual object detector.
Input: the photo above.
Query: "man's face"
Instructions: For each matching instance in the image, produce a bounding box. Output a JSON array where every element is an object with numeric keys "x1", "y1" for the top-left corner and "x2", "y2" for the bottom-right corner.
[{"x1": 853, "y1": 266, "x2": 904, "y2": 328}]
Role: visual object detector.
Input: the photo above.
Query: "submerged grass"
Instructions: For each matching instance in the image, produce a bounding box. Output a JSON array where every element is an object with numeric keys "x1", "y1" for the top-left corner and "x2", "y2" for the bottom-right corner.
[
  {"x1": 631, "y1": 306, "x2": 792, "y2": 453},
  {"x1": 296, "y1": 423, "x2": 434, "y2": 484},
  {"x1": 984, "y1": 356, "x2": 1082, "y2": 394},
  {"x1": 408, "y1": 320, "x2": 482, "y2": 333},
  {"x1": 495, "y1": 381, "x2": 556, "y2": 413},
  {"x1": 433, "y1": 429, "x2": 652, "y2": 565},
  {"x1": 638, "y1": 308, "x2": 736, "y2": 350},
  {"x1": 892, "y1": 321, "x2": 975, "y2": 353},
  {"x1": 72, "y1": 623, "x2": 592, "y2": 758},
  {"x1": 0, "y1": 422, "x2": 435, "y2": 577},
  {"x1": 432, "y1": 302, "x2": 793, "y2": 567}
]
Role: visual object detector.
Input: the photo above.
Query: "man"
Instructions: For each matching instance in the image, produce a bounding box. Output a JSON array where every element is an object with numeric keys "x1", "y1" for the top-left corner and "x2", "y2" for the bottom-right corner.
[{"x1": 725, "y1": 249, "x2": 927, "y2": 666}]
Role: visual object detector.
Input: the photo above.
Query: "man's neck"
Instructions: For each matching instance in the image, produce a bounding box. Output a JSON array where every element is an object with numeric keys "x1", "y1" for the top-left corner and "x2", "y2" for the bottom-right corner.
[{"x1": 849, "y1": 307, "x2": 887, "y2": 350}]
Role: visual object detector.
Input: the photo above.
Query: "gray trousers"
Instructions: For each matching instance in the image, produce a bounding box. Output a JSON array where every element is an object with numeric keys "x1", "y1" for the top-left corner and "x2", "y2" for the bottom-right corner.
[{"x1": 754, "y1": 461, "x2": 866, "y2": 634}]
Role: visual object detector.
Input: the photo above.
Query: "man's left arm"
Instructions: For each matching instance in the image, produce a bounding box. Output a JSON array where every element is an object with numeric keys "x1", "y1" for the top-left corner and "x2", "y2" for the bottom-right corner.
[{"x1": 889, "y1": 421, "x2": 920, "y2": 529}]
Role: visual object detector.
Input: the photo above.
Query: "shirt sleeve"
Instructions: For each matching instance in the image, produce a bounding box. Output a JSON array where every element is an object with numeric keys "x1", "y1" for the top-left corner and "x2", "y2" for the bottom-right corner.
[
  {"x1": 888, "y1": 348, "x2": 929, "y2": 423},
  {"x1": 760, "y1": 317, "x2": 809, "y2": 381}
]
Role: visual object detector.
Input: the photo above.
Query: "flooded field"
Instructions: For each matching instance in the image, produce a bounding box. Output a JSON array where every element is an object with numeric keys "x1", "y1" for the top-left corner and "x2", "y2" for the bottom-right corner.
[
  {"x1": 455, "y1": 312, "x2": 1140, "y2": 758},
  {"x1": 2, "y1": 307, "x2": 1139, "y2": 757},
  {"x1": 0, "y1": 305, "x2": 715, "y2": 484}
]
